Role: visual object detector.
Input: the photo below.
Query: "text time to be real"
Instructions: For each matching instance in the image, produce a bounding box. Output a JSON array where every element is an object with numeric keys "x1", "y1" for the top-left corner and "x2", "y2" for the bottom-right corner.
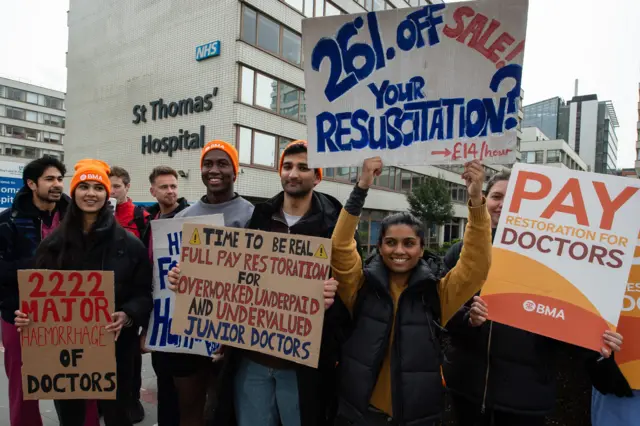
[
  {"x1": 18, "y1": 270, "x2": 117, "y2": 400},
  {"x1": 171, "y1": 225, "x2": 332, "y2": 368}
]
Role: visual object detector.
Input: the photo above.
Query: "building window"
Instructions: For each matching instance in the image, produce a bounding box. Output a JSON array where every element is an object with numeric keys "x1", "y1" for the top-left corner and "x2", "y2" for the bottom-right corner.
[
  {"x1": 405, "y1": 0, "x2": 430, "y2": 7},
  {"x1": 443, "y1": 220, "x2": 461, "y2": 243},
  {"x1": 6, "y1": 106, "x2": 26, "y2": 121},
  {"x1": 240, "y1": 67, "x2": 255, "y2": 104},
  {"x1": 257, "y1": 14, "x2": 280, "y2": 55},
  {"x1": 238, "y1": 66, "x2": 305, "y2": 122},
  {"x1": 546, "y1": 149, "x2": 561, "y2": 163},
  {"x1": 358, "y1": 210, "x2": 390, "y2": 255},
  {"x1": 26, "y1": 111, "x2": 38, "y2": 122},
  {"x1": 43, "y1": 132, "x2": 62, "y2": 144},
  {"x1": 45, "y1": 96, "x2": 64, "y2": 110},
  {"x1": 237, "y1": 126, "x2": 292, "y2": 169},
  {"x1": 450, "y1": 182, "x2": 468, "y2": 204},
  {"x1": 242, "y1": 7, "x2": 257, "y2": 44},
  {"x1": 535, "y1": 151, "x2": 544, "y2": 164},
  {"x1": 241, "y1": 5, "x2": 302, "y2": 65},
  {"x1": 26, "y1": 92, "x2": 38, "y2": 104},
  {"x1": 44, "y1": 114, "x2": 65, "y2": 127},
  {"x1": 282, "y1": 0, "x2": 344, "y2": 17},
  {"x1": 282, "y1": 28, "x2": 302, "y2": 65},
  {"x1": 255, "y1": 73, "x2": 277, "y2": 112},
  {"x1": 355, "y1": 0, "x2": 395, "y2": 10},
  {"x1": 5, "y1": 145, "x2": 25, "y2": 157},
  {"x1": 7, "y1": 88, "x2": 26, "y2": 102}
]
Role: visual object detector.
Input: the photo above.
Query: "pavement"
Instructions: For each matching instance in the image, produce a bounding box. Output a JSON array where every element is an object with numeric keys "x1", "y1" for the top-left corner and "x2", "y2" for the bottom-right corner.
[{"x1": 0, "y1": 338, "x2": 159, "y2": 426}]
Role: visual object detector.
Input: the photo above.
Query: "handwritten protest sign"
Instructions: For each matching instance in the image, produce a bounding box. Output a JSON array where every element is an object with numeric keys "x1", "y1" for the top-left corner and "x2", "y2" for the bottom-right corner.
[
  {"x1": 480, "y1": 164, "x2": 640, "y2": 352},
  {"x1": 19, "y1": 270, "x2": 116, "y2": 400},
  {"x1": 617, "y1": 234, "x2": 640, "y2": 389},
  {"x1": 170, "y1": 224, "x2": 331, "y2": 368},
  {"x1": 302, "y1": 1, "x2": 529, "y2": 167},
  {"x1": 145, "y1": 215, "x2": 223, "y2": 357}
]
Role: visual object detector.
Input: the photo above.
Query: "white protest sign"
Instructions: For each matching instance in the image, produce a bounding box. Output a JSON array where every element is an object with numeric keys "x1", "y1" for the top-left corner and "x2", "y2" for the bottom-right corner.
[
  {"x1": 302, "y1": 1, "x2": 529, "y2": 167},
  {"x1": 144, "y1": 214, "x2": 224, "y2": 356}
]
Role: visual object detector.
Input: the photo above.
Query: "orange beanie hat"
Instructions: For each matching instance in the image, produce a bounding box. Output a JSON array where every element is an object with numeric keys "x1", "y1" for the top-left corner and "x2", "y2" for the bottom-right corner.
[
  {"x1": 200, "y1": 140, "x2": 239, "y2": 179},
  {"x1": 70, "y1": 159, "x2": 111, "y2": 194},
  {"x1": 75, "y1": 159, "x2": 109, "y2": 172},
  {"x1": 279, "y1": 140, "x2": 322, "y2": 181}
]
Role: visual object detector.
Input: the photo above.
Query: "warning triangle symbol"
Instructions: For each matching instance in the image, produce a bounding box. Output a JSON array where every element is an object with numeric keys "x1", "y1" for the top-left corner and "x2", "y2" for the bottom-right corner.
[
  {"x1": 314, "y1": 244, "x2": 328, "y2": 259},
  {"x1": 189, "y1": 228, "x2": 201, "y2": 245}
]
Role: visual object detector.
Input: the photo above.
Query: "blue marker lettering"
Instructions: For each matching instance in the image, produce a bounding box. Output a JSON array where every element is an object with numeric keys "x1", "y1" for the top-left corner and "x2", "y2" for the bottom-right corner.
[{"x1": 168, "y1": 232, "x2": 181, "y2": 256}]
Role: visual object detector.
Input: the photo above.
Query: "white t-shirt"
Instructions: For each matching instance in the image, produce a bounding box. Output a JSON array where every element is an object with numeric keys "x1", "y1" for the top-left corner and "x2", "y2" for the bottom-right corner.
[{"x1": 283, "y1": 211, "x2": 302, "y2": 227}]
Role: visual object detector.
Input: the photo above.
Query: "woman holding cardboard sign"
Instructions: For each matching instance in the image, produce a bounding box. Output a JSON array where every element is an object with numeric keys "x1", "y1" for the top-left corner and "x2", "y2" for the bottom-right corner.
[
  {"x1": 329, "y1": 157, "x2": 492, "y2": 426},
  {"x1": 14, "y1": 159, "x2": 153, "y2": 426}
]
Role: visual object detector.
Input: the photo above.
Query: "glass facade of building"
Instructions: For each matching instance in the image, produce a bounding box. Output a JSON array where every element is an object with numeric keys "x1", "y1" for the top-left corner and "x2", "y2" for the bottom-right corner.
[{"x1": 523, "y1": 97, "x2": 562, "y2": 139}]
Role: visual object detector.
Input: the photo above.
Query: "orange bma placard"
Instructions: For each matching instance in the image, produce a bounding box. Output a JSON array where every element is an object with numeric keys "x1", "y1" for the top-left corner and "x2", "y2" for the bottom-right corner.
[{"x1": 480, "y1": 164, "x2": 640, "y2": 352}]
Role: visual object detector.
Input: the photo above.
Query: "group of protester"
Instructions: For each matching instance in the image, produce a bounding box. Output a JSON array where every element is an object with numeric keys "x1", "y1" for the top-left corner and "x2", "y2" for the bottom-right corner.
[{"x1": 0, "y1": 138, "x2": 636, "y2": 426}]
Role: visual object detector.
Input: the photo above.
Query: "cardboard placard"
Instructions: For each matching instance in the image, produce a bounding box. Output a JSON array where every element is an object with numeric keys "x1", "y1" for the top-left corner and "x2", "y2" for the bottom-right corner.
[
  {"x1": 145, "y1": 214, "x2": 224, "y2": 356},
  {"x1": 19, "y1": 270, "x2": 116, "y2": 400},
  {"x1": 480, "y1": 164, "x2": 640, "y2": 351},
  {"x1": 302, "y1": 1, "x2": 529, "y2": 167},
  {"x1": 618, "y1": 235, "x2": 640, "y2": 389},
  {"x1": 170, "y1": 224, "x2": 331, "y2": 368}
]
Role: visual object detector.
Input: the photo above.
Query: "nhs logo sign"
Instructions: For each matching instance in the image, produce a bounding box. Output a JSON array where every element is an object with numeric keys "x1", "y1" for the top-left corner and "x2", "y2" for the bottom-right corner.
[{"x1": 195, "y1": 40, "x2": 221, "y2": 61}]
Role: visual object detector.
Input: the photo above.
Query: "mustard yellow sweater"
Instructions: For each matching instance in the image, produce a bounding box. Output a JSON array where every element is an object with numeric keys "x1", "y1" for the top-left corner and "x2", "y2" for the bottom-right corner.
[{"x1": 331, "y1": 199, "x2": 492, "y2": 416}]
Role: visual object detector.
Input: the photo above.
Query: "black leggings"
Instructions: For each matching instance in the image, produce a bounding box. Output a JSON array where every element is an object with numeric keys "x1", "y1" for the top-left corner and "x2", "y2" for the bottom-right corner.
[
  {"x1": 450, "y1": 394, "x2": 545, "y2": 426},
  {"x1": 54, "y1": 334, "x2": 136, "y2": 426}
]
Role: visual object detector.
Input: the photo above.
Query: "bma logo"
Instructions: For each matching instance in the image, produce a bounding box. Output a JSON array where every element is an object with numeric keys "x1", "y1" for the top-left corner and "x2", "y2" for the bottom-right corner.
[
  {"x1": 196, "y1": 40, "x2": 221, "y2": 61},
  {"x1": 523, "y1": 300, "x2": 565, "y2": 320},
  {"x1": 80, "y1": 173, "x2": 103, "y2": 182}
]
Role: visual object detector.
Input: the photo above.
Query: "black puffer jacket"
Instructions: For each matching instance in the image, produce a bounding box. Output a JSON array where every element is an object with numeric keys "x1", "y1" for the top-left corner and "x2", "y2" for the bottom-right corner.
[
  {"x1": 214, "y1": 191, "x2": 353, "y2": 426},
  {"x1": 0, "y1": 187, "x2": 70, "y2": 323},
  {"x1": 36, "y1": 212, "x2": 153, "y2": 331},
  {"x1": 337, "y1": 255, "x2": 444, "y2": 425}
]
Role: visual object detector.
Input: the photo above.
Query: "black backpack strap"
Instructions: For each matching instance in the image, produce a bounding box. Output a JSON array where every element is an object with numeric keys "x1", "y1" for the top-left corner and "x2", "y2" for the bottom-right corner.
[{"x1": 132, "y1": 205, "x2": 150, "y2": 247}]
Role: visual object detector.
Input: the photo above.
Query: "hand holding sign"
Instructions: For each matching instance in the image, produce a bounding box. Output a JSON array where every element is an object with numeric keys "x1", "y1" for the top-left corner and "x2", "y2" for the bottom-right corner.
[
  {"x1": 601, "y1": 331, "x2": 623, "y2": 358},
  {"x1": 357, "y1": 157, "x2": 383, "y2": 190},
  {"x1": 106, "y1": 311, "x2": 130, "y2": 341},
  {"x1": 323, "y1": 278, "x2": 339, "y2": 309},
  {"x1": 167, "y1": 263, "x2": 181, "y2": 291},
  {"x1": 468, "y1": 296, "x2": 488, "y2": 327},
  {"x1": 462, "y1": 160, "x2": 485, "y2": 206},
  {"x1": 14, "y1": 309, "x2": 30, "y2": 331}
]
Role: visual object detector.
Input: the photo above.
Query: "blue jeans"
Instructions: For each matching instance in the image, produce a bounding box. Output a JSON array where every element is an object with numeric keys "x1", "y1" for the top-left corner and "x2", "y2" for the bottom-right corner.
[{"x1": 233, "y1": 357, "x2": 301, "y2": 426}]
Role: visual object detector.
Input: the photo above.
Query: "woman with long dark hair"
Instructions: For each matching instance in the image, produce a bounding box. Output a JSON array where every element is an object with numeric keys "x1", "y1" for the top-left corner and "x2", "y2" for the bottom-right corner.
[
  {"x1": 330, "y1": 157, "x2": 492, "y2": 426},
  {"x1": 14, "y1": 159, "x2": 153, "y2": 426}
]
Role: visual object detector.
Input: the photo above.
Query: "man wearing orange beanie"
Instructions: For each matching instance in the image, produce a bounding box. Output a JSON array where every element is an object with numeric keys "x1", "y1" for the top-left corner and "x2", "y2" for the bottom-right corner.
[
  {"x1": 165, "y1": 139, "x2": 254, "y2": 426},
  {"x1": 213, "y1": 139, "x2": 347, "y2": 426}
]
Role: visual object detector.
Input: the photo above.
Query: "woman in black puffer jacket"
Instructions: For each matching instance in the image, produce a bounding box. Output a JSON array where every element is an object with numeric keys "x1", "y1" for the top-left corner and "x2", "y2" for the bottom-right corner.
[{"x1": 15, "y1": 159, "x2": 153, "y2": 426}]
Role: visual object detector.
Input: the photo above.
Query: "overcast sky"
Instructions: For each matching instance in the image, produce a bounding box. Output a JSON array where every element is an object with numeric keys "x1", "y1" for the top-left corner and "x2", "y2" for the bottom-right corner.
[{"x1": 1, "y1": 0, "x2": 638, "y2": 167}]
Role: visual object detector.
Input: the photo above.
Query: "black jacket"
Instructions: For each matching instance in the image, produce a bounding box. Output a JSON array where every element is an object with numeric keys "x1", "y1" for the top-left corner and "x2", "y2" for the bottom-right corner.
[
  {"x1": 337, "y1": 255, "x2": 443, "y2": 425},
  {"x1": 36, "y1": 212, "x2": 153, "y2": 332},
  {"x1": 442, "y1": 239, "x2": 633, "y2": 417},
  {"x1": 0, "y1": 187, "x2": 70, "y2": 323},
  {"x1": 214, "y1": 191, "x2": 352, "y2": 426},
  {"x1": 145, "y1": 197, "x2": 189, "y2": 220}
]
